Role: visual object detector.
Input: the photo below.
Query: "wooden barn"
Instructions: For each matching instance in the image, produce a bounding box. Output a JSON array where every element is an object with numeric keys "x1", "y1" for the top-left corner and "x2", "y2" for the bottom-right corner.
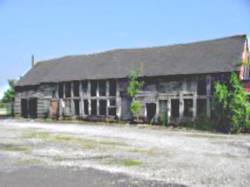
[{"x1": 14, "y1": 35, "x2": 249, "y2": 123}]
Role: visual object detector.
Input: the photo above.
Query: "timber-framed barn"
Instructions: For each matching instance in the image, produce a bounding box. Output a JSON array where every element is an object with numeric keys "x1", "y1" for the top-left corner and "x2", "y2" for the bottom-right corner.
[{"x1": 14, "y1": 35, "x2": 250, "y2": 123}]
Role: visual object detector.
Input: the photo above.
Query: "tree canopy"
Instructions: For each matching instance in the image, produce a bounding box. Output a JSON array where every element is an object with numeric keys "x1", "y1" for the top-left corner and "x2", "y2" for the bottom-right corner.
[{"x1": 1, "y1": 80, "x2": 16, "y2": 103}]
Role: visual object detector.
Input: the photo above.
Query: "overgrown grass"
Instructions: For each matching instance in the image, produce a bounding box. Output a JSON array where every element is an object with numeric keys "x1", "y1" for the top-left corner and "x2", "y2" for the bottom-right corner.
[
  {"x1": 0, "y1": 144, "x2": 31, "y2": 153},
  {"x1": 114, "y1": 159, "x2": 142, "y2": 167},
  {"x1": 22, "y1": 131, "x2": 128, "y2": 150},
  {"x1": 16, "y1": 158, "x2": 42, "y2": 165}
]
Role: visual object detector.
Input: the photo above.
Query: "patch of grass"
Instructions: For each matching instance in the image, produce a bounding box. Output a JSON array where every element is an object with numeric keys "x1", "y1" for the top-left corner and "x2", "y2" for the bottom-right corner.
[
  {"x1": 0, "y1": 144, "x2": 32, "y2": 153},
  {"x1": 107, "y1": 158, "x2": 142, "y2": 167},
  {"x1": 53, "y1": 155, "x2": 65, "y2": 161},
  {"x1": 22, "y1": 131, "x2": 127, "y2": 150},
  {"x1": 16, "y1": 158, "x2": 42, "y2": 165},
  {"x1": 22, "y1": 131, "x2": 51, "y2": 140},
  {"x1": 129, "y1": 148, "x2": 156, "y2": 156}
]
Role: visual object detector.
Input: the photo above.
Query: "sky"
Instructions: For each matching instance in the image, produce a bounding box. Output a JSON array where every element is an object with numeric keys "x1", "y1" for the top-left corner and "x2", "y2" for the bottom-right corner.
[{"x1": 0, "y1": 0, "x2": 250, "y2": 98}]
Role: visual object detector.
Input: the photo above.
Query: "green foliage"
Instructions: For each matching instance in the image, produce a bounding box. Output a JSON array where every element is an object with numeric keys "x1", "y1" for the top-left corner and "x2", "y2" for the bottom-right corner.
[
  {"x1": 127, "y1": 69, "x2": 143, "y2": 120},
  {"x1": 213, "y1": 72, "x2": 250, "y2": 133},
  {"x1": 195, "y1": 116, "x2": 214, "y2": 131},
  {"x1": 129, "y1": 100, "x2": 142, "y2": 119},
  {"x1": 159, "y1": 111, "x2": 168, "y2": 126},
  {"x1": 2, "y1": 80, "x2": 16, "y2": 103},
  {"x1": 127, "y1": 70, "x2": 143, "y2": 97}
]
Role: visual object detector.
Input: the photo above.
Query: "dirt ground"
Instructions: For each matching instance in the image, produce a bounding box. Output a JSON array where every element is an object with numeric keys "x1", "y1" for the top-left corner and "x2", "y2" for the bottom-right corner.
[{"x1": 0, "y1": 119, "x2": 249, "y2": 187}]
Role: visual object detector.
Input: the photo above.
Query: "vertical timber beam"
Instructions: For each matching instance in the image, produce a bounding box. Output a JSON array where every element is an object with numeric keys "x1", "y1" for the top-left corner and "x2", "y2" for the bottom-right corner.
[
  {"x1": 71, "y1": 82, "x2": 75, "y2": 117},
  {"x1": 193, "y1": 80, "x2": 197, "y2": 121},
  {"x1": 155, "y1": 98, "x2": 159, "y2": 122},
  {"x1": 116, "y1": 80, "x2": 121, "y2": 119},
  {"x1": 96, "y1": 80, "x2": 100, "y2": 116},
  {"x1": 79, "y1": 81, "x2": 84, "y2": 116},
  {"x1": 88, "y1": 80, "x2": 91, "y2": 116},
  {"x1": 106, "y1": 80, "x2": 110, "y2": 116},
  {"x1": 167, "y1": 99, "x2": 171, "y2": 122},
  {"x1": 179, "y1": 92, "x2": 184, "y2": 120},
  {"x1": 206, "y1": 75, "x2": 211, "y2": 118}
]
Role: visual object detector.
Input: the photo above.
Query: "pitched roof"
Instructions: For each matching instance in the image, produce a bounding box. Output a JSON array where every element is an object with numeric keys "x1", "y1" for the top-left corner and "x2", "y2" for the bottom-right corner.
[{"x1": 16, "y1": 35, "x2": 247, "y2": 87}]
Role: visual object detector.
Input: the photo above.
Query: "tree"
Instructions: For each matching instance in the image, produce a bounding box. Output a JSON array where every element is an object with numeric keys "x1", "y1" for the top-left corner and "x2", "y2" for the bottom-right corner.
[
  {"x1": 213, "y1": 72, "x2": 250, "y2": 133},
  {"x1": 127, "y1": 69, "x2": 143, "y2": 121},
  {"x1": 2, "y1": 80, "x2": 16, "y2": 103}
]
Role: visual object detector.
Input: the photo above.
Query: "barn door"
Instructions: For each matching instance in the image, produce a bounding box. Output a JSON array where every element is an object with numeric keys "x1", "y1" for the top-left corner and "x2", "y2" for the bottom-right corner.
[
  {"x1": 29, "y1": 98, "x2": 37, "y2": 118},
  {"x1": 21, "y1": 99, "x2": 28, "y2": 118}
]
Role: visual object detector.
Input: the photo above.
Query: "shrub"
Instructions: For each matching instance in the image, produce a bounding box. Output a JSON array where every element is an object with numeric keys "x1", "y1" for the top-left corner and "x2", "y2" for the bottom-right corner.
[
  {"x1": 129, "y1": 100, "x2": 142, "y2": 121},
  {"x1": 213, "y1": 72, "x2": 250, "y2": 133}
]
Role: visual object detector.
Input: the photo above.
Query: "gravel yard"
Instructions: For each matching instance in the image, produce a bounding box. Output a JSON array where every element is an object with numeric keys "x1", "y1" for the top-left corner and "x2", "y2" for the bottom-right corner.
[{"x1": 0, "y1": 119, "x2": 250, "y2": 187}]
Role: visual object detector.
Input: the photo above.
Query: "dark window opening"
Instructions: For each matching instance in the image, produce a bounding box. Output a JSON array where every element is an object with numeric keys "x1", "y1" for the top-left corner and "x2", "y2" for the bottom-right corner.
[
  {"x1": 99, "y1": 80, "x2": 106, "y2": 96},
  {"x1": 171, "y1": 99, "x2": 180, "y2": 118},
  {"x1": 197, "y1": 99, "x2": 207, "y2": 116},
  {"x1": 82, "y1": 81, "x2": 88, "y2": 95},
  {"x1": 109, "y1": 107, "x2": 116, "y2": 116},
  {"x1": 65, "y1": 82, "x2": 71, "y2": 98},
  {"x1": 184, "y1": 99, "x2": 193, "y2": 117},
  {"x1": 146, "y1": 103, "x2": 156, "y2": 122},
  {"x1": 59, "y1": 83, "x2": 64, "y2": 98},
  {"x1": 52, "y1": 90, "x2": 56, "y2": 98},
  {"x1": 84, "y1": 100, "x2": 89, "y2": 115},
  {"x1": 74, "y1": 100, "x2": 80, "y2": 116},
  {"x1": 99, "y1": 100, "x2": 107, "y2": 115},
  {"x1": 91, "y1": 81, "x2": 97, "y2": 96},
  {"x1": 29, "y1": 98, "x2": 37, "y2": 119},
  {"x1": 21, "y1": 99, "x2": 28, "y2": 118},
  {"x1": 91, "y1": 100, "x2": 97, "y2": 115},
  {"x1": 197, "y1": 78, "x2": 207, "y2": 95},
  {"x1": 73, "y1": 81, "x2": 79, "y2": 97},
  {"x1": 109, "y1": 80, "x2": 116, "y2": 96},
  {"x1": 110, "y1": 99, "x2": 116, "y2": 106}
]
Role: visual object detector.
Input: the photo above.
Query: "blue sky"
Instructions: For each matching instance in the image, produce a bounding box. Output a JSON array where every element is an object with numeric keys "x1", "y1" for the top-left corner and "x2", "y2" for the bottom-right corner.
[{"x1": 0, "y1": 0, "x2": 250, "y2": 98}]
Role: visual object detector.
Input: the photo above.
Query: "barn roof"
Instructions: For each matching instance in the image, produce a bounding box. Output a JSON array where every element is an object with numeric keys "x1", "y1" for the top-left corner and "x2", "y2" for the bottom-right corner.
[{"x1": 16, "y1": 35, "x2": 247, "y2": 87}]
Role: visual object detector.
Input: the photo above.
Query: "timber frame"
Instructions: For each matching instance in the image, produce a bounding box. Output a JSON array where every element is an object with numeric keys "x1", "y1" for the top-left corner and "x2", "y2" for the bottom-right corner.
[{"x1": 14, "y1": 35, "x2": 250, "y2": 123}]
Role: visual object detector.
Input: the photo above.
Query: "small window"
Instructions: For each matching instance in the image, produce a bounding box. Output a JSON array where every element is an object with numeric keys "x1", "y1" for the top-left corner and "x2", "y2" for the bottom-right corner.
[
  {"x1": 99, "y1": 100, "x2": 107, "y2": 115},
  {"x1": 109, "y1": 80, "x2": 116, "y2": 96},
  {"x1": 59, "y1": 83, "x2": 64, "y2": 98},
  {"x1": 84, "y1": 100, "x2": 89, "y2": 115},
  {"x1": 74, "y1": 99, "x2": 80, "y2": 116},
  {"x1": 171, "y1": 99, "x2": 179, "y2": 118},
  {"x1": 110, "y1": 99, "x2": 116, "y2": 106},
  {"x1": 91, "y1": 100, "x2": 97, "y2": 115},
  {"x1": 73, "y1": 81, "x2": 79, "y2": 97},
  {"x1": 197, "y1": 99, "x2": 207, "y2": 116},
  {"x1": 52, "y1": 90, "x2": 56, "y2": 98},
  {"x1": 109, "y1": 107, "x2": 116, "y2": 116},
  {"x1": 99, "y1": 80, "x2": 106, "y2": 96},
  {"x1": 91, "y1": 80, "x2": 97, "y2": 96},
  {"x1": 184, "y1": 99, "x2": 193, "y2": 117},
  {"x1": 65, "y1": 82, "x2": 71, "y2": 98},
  {"x1": 82, "y1": 81, "x2": 88, "y2": 95},
  {"x1": 197, "y1": 78, "x2": 207, "y2": 95}
]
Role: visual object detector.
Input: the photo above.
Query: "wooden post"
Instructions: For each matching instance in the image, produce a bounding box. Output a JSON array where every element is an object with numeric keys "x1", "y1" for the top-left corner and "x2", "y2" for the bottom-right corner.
[
  {"x1": 179, "y1": 92, "x2": 184, "y2": 120},
  {"x1": 106, "y1": 80, "x2": 110, "y2": 116},
  {"x1": 192, "y1": 79, "x2": 197, "y2": 121},
  {"x1": 79, "y1": 81, "x2": 84, "y2": 116},
  {"x1": 88, "y1": 80, "x2": 91, "y2": 115},
  {"x1": 167, "y1": 99, "x2": 171, "y2": 122},
  {"x1": 116, "y1": 80, "x2": 121, "y2": 119},
  {"x1": 71, "y1": 82, "x2": 75, "y2": 116},
  {"x1": 155, "y1": 98, "x2": 159, "y2": 122},
  {"x1": 206, "y1": 75, "x2": 211, "y2": 118},
  {"x1": 96, "y1": 81, "x2": 100, "y2": 116}
]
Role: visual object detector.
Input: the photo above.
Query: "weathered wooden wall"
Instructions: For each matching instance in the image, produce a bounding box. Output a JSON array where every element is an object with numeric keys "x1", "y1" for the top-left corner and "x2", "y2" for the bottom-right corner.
[{"x1": 14, "y1": 73, "x2": 229, "y2": 122}]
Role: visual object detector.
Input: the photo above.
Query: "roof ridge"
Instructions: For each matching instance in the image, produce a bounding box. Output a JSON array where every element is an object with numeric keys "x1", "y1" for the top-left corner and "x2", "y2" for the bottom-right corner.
[{"x1": 36, "y1": 34, "x2": 247, "y2": 64}]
